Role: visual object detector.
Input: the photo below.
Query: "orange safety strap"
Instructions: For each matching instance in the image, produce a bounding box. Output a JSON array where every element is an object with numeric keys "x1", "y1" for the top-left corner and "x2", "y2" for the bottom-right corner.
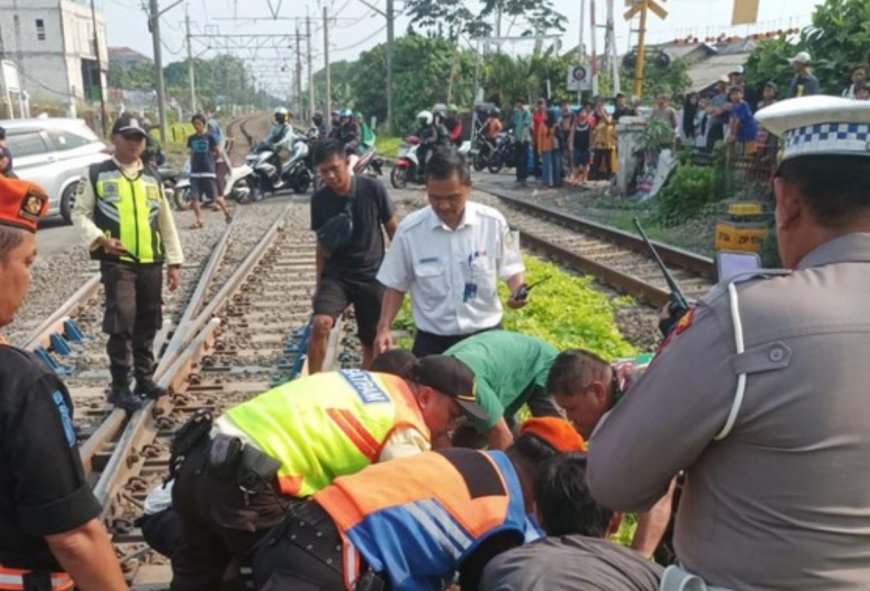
[
  {"x1": 0, "y1": 566, "x2": 73, "y2": 591},
  {"x1": 326, "y1": 408, "x2": 380, "y2": 461}
]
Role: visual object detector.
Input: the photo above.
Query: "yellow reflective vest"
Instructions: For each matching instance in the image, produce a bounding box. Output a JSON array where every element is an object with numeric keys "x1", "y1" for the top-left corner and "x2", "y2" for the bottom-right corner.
[
  {"x1": 224, "y1": 370, "x2": 430, "y2": 497},
  {"x1": 88, "y1": 160, "x2": 165, "y2": 264}
]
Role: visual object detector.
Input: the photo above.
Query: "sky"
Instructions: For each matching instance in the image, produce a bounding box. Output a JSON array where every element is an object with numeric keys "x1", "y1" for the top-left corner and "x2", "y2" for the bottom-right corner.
[{"x1": 100, "y1": 0, "x2": 825, "y2": 96}]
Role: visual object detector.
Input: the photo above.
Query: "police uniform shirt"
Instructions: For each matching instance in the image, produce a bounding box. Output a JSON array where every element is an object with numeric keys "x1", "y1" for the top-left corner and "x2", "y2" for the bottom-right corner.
[
  {"x1": 376, "y1": 201, "x2": 524, "y2": 336},
  {"x1": 587, "y1": 233, "x2": 870, "y2": 590},
  {"x1": 71, "y1": 157, "x2": 184, "y2": 266},
  {"x1": 0, "y1": 346, "x2": 101, "y2": 570}
]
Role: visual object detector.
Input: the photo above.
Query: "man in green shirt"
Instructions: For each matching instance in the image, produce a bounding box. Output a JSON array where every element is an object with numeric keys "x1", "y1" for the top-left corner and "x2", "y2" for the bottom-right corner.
[{"x1": 445, "y1": 330, "x2": 562, "y2": 450}]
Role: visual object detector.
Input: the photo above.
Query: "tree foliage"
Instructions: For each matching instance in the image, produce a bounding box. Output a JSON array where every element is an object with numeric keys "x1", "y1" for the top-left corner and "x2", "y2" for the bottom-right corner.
[
  {"x1": 403, "y1": 0, "x2": 565, "y2": 40},
  {"x1": 744, "y1": 0, "x2": 870, "y2": 96}
]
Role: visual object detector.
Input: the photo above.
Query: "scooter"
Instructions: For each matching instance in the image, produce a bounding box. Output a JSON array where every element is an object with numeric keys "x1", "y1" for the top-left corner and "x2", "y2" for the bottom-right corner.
[
  {"x1": 469, "y1": 130, "x2": 497, "y2": 172},
  {"x1": 246, "y1": 136, "x2": 314, "y2": 200},
  {"x1": 390, "y1": 136, "x2": 423, "y2": 189},
  {"x1": 173, "y1": 162, "x2": 256, "y2": 210},
  {"x1": 485, "y1": 132, "x2": 516, "y2": 174}
]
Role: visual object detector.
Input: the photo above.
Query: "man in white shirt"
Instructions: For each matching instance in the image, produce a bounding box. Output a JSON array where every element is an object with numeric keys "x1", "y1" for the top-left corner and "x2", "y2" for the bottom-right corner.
[{"x1": 375, "y1": 147, "x2": 528, "y2": 356}]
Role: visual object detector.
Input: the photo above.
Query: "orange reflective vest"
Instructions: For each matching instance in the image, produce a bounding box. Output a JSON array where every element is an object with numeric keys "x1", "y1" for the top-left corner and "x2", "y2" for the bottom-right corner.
[
  {"x1": 316, "y1": 449, "x2": 537, "y2": 591},
  {"x1": 224, "y1": 370, "x2": 430, "y2": 496},
  {"x1": 0, "y1": 566, "x2": 73, "y2": 591}
]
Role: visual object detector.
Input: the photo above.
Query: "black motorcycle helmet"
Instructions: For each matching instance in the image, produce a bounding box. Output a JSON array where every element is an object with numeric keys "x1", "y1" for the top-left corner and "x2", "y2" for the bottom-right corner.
[{"x1": 313, "y1": 112, "x2": 323, "y2": 125}]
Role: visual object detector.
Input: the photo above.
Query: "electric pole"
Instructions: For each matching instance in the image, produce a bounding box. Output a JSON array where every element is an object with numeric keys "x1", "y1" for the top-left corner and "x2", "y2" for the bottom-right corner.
[
  {"x1": 149, "y1": 0, "x2": 168, "y2": 143},
  {"x1": 323, "y1": 6, "x2": 331, "y2": 129},
  {"x1": 185, "y1": 8, "x2": 196, "y2": 115},
  {"x1": 295, "y1": 25, "x2": 302, "y2": 115},
  {"x1": 307, "y1": 15, "x2": 314, "y2": 123},
  {"x1": 89, "y1": 0, "x2": 108, "y2": 136},
  {"x1": 386, "y1": 0, "x2": 395, "y2": 133},
  {"x1": 634, "y1": 0, "x2": 648, "y2": 98}
]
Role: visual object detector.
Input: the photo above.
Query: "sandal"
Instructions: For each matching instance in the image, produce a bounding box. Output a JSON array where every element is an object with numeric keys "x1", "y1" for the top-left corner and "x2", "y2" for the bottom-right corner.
[
  {"x1": 224, "y1": 213, "x2": 233, "y2": 224},
  {"x1": 189, "y1": 221, "x2": 203, "y2": 230}
]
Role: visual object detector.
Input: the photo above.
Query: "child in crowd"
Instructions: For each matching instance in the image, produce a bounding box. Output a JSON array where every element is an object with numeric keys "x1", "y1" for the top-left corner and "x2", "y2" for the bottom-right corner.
[{"x1": 727, "y1": 86, "x2": 758, "y2": 155}]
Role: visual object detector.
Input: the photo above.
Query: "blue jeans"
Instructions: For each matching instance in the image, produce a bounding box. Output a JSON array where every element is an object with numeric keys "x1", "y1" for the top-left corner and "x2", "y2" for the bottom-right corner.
[{"x1": 541, "y1": 149, "x2": 561, "y2": 187}]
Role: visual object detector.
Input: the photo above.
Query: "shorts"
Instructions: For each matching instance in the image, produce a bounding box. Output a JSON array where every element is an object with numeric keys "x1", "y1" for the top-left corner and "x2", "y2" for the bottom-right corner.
[
  {"x1": 189, "y1": 176, "x2": 217, "y2": 202},
  {"x1": 573, "y1": 149, "x2": 590, "y2": 167},
  {"x1": 312, "y1": 274, "x2": 383, "y2": 346},
  {"x1": 215, "y1": 161, "x2": 230, "y2": 196}
]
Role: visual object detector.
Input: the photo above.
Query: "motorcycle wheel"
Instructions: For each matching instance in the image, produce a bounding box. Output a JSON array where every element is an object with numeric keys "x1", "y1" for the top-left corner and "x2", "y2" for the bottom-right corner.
[
  {"x1": 293, "y1": 171, "x2": 312, "y2": 194},
  {"x1": 390, "y1": 166, "x2": 408, "y2": 189},
  {"x1": 231, "y1": 176, "x2": 255, "y2": 204},
  {"x1": 173, "y1": 186, "x2": 193, "y2": 211},
  {"x1": 487, "y1": 155, "x2": 504, "y2": 174},
  {"x1": 472, "y1": 152, "x2": 486, "y2": 172}
]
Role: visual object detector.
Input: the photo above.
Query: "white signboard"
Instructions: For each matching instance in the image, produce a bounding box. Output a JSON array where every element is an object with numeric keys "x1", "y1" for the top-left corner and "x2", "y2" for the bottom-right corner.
[
  {"x1": 1, "y1": 60, "x2": 21, "y2": 93},
  {"x1": 567, "y1": 65, "x2": 592, "y2": 92}
]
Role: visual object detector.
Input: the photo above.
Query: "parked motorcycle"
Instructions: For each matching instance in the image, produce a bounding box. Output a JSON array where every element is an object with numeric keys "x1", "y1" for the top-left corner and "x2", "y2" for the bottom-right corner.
[
  {"x1": 246, "y1": 135, "x2": 314, "y2": 200},
  {"x1": 469, "y1": 130, "x2": 497, "y2": 172},
  {"x1": 485, "y1": 132, "x2": 516, "y2": 174},
  {"x1": 173, "y1": 162, "x2": 256, "y2": 210},
  {"x1": 157, "y1": 164, "x2": 180, "y2": 202}
]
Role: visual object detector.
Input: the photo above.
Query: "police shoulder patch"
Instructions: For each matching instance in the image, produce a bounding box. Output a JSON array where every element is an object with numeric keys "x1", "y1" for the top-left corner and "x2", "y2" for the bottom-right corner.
[{"x1": 51, "y1": 390, "x2": 76, "y2": 447}]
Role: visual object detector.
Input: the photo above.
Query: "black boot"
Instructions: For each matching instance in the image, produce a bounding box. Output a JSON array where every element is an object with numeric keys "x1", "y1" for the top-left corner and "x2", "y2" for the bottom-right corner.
[
  {"x1": 134, "y1": 377, "x2": 166, "y2": 400},
  {"x1": 109, "y1": 382, "x2": 144, "y2": 412}
]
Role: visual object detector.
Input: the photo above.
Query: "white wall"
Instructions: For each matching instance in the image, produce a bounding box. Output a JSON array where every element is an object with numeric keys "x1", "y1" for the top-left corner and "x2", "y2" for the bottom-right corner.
[{"x1": 0, "y1": 0, "x2": 107, "y2": 102}]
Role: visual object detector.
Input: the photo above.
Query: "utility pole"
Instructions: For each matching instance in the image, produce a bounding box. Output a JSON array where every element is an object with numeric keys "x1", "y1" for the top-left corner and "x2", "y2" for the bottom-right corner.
[
  {"x1": 89, "y1": 0, "x2": 108, "y2": 136},
  {"x1": 323, "y1": 6, "x2": 331, "y2": 129},
  {"x1": 633, "y1": 0, "x2": 648, "y2": 98},
  {"x1": 149, "y1": 0, "x2": 167, "y2": 143},
  {"x1": 385, "y1": 0, "x2": 395, "y2": 133},
  {"x1": 185, "y1": 7, "x2": 196, "y2": 115},
  {"x1": 306, "y1": 15, "x2": 314, "y2": 123},
  {"x1": 578, "y1": 0, "x2": 585, "y2": 105},
  {"x1": 295, "y1": 25, "x2": 302, "y2": 115}
]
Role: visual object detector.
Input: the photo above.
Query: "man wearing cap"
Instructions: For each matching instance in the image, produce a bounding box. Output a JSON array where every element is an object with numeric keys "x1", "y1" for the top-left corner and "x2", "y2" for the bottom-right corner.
[
  {"x1": 72, "y1": 113, "x2": 184, "y2": 412},
  {"x1": 375, "y1": 148, "x2": 527, "y2": 358},
  {"x1": 787, "y1": 51, "x2": 820, "y2": 98},
  {"x1": 444, "y1": 330, "x2": 562, "y2": 450},
  {"x1": 168, "y1": 356, "x2": 487, "y2": 590},
  {"x1": 588, "y1": 96, "x2": 870, "y2": 589},
  {"x1": 0, "y1": 176, "x2": 129, "y2": 590},
  {"x1": 252, "y1": 417, "x2": 586, "y2": 591}
]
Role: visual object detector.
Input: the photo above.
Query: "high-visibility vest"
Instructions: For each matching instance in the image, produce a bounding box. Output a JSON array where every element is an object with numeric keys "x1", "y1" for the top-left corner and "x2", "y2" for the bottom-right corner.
[
  {"x1": 0, "y1": 566, "x2": 73, "y2": 591},
  {"x1": 315, "y1": 448, "x2": 538, "y2": 591},
  {"x1": 224, "y1": 370, "x2": 430, "y2": 497},
  {"x1": 88, "y1": 159, "x2": 165, "y2": 264}
]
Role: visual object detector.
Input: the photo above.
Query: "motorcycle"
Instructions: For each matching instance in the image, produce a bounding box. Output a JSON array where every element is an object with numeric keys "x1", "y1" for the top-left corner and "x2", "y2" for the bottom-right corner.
[
  {"x1": 390, "y1": 136, "x2": 422, "y2": 189},
  {"x1": 485, "y1": 132, "x2": 516, "y2": 174},
  {"x1": 469, "y1": 130, "x2": 497, "y2": 172},
  {"x1": 157, "y1": 163, "x2": 180, "y2": 202},
  {"x1": 246, "y1": 135, "x2": 314, "y2": 200},
  {"x1": 173, "y1": 162, "x2": 256, "y2": 210}
]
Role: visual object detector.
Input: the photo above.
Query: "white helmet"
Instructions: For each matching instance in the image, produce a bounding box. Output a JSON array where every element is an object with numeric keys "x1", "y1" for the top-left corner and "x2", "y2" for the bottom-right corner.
[
  {"x1": 275, "y1": 107, "x2": 289, "y2": 116},
  {"x1": 417, "y1": 110, "x2": 433, "y2": 125},
  {"x1": 274, "y1": 107, "x2": 289, "y2": 124}
]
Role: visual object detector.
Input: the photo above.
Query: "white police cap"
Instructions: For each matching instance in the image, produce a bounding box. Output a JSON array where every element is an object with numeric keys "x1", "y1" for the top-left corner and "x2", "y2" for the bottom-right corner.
[{"x1": 755, "y1": 95, "x2": 870, "y2": 162}]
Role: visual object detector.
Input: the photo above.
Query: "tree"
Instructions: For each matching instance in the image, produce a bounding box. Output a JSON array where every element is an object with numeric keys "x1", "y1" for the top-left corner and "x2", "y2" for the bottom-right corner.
[
  {"x1": 403, "y1": 0, "x2": 565, "y2": 40},
  {"x1": 744, "y1": 0, "x2": 870, "y2": 96},
  {"x1": 620, "y1": 57, "x2": 691, "y2": 103}
]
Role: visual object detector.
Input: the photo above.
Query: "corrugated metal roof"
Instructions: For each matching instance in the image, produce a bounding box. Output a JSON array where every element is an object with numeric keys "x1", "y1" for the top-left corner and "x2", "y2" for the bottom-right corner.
[{"x1": 687, "y1": 53, "x2": 749, "y2": 92}]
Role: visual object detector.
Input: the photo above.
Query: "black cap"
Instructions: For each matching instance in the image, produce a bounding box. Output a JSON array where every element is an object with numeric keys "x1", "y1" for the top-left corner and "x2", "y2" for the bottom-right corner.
[
  {"x1": 410, "y1": 355, "x2": 488, "y2": 422},
  {"x1": 111, "y1": 113, "x2": 148, "y2": 137}
]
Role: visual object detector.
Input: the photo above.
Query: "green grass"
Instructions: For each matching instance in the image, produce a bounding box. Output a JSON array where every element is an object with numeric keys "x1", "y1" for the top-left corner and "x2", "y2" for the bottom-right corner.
[{"x1": 375, "y1": 135, "x2": 403, "y2": 159}]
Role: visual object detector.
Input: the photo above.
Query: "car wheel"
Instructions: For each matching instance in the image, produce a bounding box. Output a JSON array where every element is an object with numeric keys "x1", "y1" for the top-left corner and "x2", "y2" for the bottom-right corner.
[{"x1": 60, "y1": 183, "x2": 77, "y2": 224}]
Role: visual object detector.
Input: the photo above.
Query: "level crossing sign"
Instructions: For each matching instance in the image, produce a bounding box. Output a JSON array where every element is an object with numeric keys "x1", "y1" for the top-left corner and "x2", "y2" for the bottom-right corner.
[{"x1": 567, "y1": 65, "x2": 592, "y2": 92}]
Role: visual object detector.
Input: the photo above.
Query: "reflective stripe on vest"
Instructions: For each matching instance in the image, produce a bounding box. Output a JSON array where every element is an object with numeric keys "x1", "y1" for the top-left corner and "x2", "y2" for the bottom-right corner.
[
  {"x1": 0, "y1": 566, "x2": 73, "y2": 591},
  {"x1": 224, "y1": 370, "x2": 430, "y2": 497},
  {"x1": 93, "y1": 164, "x2": 164, "y2": 264},
  {"x1": 315, "y1": 449, "x2": 532, "y2": 591}
]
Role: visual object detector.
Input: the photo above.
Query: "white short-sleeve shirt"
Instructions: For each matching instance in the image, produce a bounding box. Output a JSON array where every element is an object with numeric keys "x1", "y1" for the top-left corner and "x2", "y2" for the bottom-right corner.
[{"x1": 377, "y1": 201, "x2": 525, "y2": 336}]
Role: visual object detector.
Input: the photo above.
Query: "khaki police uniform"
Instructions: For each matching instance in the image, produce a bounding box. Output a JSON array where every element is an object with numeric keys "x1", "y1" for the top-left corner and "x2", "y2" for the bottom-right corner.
[
  {"x1": 72, "y1": 155, "x2": 183, "y2": 396},
  {"x1": 587, "y1": 96, "x2": 870, "y2": 591}
]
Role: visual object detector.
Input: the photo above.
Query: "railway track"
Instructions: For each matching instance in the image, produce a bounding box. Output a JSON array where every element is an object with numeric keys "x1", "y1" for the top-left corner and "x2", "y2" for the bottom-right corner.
[{"x1": 479, "y1": 189, "x2": 717, "y2": 308}]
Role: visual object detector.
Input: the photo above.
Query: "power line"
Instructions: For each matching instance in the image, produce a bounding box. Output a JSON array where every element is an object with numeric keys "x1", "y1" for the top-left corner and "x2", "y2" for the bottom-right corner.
[{"x1": 332, "y1": 22, "x2": 386, "y2": 52}]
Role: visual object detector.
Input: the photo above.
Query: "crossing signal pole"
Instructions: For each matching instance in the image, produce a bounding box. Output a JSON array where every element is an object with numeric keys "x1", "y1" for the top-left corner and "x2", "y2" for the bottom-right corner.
[{"x1": 623, "y1": 0, "x2": 668, "y2": 99}]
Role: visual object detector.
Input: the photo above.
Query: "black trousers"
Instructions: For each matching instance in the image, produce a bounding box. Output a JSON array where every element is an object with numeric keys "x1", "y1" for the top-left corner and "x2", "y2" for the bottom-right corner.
[
  {"x1": 169, "y1": 439, "x2": 291, "y2": 591},
  {"x1": 411, "y1": 323, "x2": 501, "y2": 357},
  {"x1": 514, "y1": 141, "x2": 530, "y2": 181},
  {"x1": 253, "y1": 502, "x2": 346, "y2": 591},
  {"x1": 100, "y1": 261, "x2": 163, "y2": 385}
]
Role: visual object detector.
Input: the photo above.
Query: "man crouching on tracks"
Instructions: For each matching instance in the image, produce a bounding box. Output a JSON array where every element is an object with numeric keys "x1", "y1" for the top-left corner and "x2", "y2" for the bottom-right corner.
[
  {"x1": 588, "y1": 96, "x2": 870, "y2": 589},
  {"x1": 168, "y1": 356, "x2": 487, "y2": 590},
  {"x1": 72, "y1": 113, "x2": 184, "y2": 413},
  {"x1": 0, "y1": 177, "x2": 129, "y2": 590},
  {"x1": 252, "y1": 417, "x2": 586, "y2": 591}
]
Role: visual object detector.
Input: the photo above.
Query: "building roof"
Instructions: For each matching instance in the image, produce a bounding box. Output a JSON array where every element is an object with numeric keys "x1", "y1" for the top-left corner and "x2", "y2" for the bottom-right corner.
[
  {"x1": 687, "y1": 53, "x2": 750, "y2": 93},
  {"x1": 108, "y1": 47, "x2": 151, "y2": 62}
]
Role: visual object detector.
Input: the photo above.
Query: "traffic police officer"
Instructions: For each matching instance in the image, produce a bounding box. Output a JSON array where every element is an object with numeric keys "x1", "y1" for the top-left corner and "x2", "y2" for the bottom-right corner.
[
  {"x1": 252, "y1": 417, "x2": 586, "y2": 591},
  {"x1": 0, "y1": 176, "x2": 128, "y2": 590},
  {"x1": 588, "y1": 96, "x2": 870, "y2": 590},
  {"x1": 72, "y1": 113, "x2": 184, "y2": 412},
  {"x1": 169, "y1": 356, "x2": 487, "y2": 590}
]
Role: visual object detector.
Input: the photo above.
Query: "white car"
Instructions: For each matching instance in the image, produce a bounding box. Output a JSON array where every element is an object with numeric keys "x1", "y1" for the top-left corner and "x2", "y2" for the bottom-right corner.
[{"x1": 1, "y1": 118, "x2": 109, "y2": 223}]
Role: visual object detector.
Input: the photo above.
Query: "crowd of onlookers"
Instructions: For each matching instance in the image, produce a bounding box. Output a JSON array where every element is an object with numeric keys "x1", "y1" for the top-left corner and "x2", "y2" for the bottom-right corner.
[{"x1": 476, "y1": 51, "x2": 870, "y2": 192}]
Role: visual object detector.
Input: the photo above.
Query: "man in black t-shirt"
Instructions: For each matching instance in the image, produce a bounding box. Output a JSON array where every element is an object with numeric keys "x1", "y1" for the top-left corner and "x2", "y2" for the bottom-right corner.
[
  {"x1": 309, "y1": 140, "x2": 398, "y2": 372},
  {"x1": 0, "y1": 176, "x2": 128, "y2": 589}
]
